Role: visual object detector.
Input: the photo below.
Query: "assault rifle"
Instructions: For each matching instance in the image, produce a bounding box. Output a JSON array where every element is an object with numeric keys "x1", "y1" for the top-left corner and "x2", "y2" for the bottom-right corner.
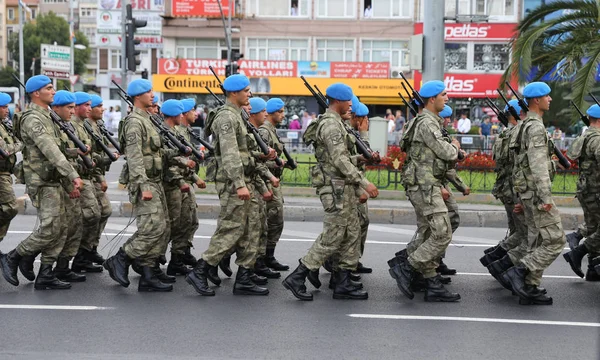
[
  {"x1": 96, "y1": 120, "x2": 122, "y2": 153},
  {"x1": 570, "y1": 101, "x2": 590, "y2": 127},
  {"x1": 490, "y1": 93, "x2": 510, "y2": 127},
  {"x1": 83, "y1": 119, "x2": 118, "y2": 162}
]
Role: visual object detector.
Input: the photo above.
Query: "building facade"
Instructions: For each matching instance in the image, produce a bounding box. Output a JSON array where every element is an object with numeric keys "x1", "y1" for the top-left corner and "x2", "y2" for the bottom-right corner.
[{"x1": 5, "y1": 0, "x2": 40, "y2": 69}]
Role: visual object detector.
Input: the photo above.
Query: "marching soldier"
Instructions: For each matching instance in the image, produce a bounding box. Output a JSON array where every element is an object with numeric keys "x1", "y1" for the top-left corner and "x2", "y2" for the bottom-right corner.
[
  {"x1": 388, "y1": 80, "x2": 462, "y2": 302},
  {"x1": 562, "y1": 104, "x2": 600, "y2": 281},
  {"x1": 185, "y1": 74, "x2": 269, "y2": 296},
  {"x1": 500, "y1": 82, "x2": 565, "y2": 305},
  {"x1": 283, "y1": 83, "x2": 379, "y2": 301},
  {"x1": 0, "y1": 92, "x2": 22, "y2": 245},
  {"x1": 0, "y1": 75, "x2": 83, "y2": 289}
]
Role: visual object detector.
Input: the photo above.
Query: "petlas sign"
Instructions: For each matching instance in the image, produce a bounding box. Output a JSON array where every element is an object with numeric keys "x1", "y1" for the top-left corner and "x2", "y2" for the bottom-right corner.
[{"x1": 414, "y1": 23, "x2": 517, "y2": 40}]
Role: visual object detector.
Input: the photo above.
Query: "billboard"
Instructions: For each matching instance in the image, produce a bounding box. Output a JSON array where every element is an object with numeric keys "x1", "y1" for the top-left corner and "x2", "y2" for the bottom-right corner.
[
  {"x1": 171, "y1": 0, "x2": 233, "y2": 17},
  {"x1": 96, "y1": 0, "x2": 163, "y2": 49}
]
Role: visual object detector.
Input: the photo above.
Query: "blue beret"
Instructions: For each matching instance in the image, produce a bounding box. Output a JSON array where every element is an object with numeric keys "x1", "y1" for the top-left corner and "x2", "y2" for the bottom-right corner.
[
  {"x1": 153, "y1": 95, "x2": 159, "y2": 104},
  {"x1": 351, "y1": 95, "x2": 360, "y2": 113},
  {"x1": 74, "y1": 92, "x2": 92, "y2": 106},
  {"x1": 0, "y1": 93, "x2": 11, "y2": 106},
  {"x1": 90, "y1": 95, "x2": 103, "y2": 108},
  {"x1": 326, "y1": 83, "x2": 353, "y2": 101},
  {"x1": 504, "y1": 99, "x2": 522, "y2": 115},
  {"x1": 223, "y1": 74, "x2": 250, "y2": 92},
  {"x1": 355, "y1": 103, "x2": 369, "y2": 117},
  {"x1": 249, "y1": 98, "x2": 267, "y2": 114},
  {"x1": 51, "y1": 90, "x2": 76, "y2": 107},
  {"x1": 266, "y1": 98, "x2": 285, "y2": 114},
  {"x1": 419, "y1": 80, "x2": 445, "y2": 98},
  {"x1": 523, "y1": 82, "x2": 551, "y2": 98},
  {"x1": 587, "y1": 104, "x2": 600, "y2": 119},
  {"x1": 161, "y1": 99, "x2": 184, "y2": 117},
  {"x1": 25, "y1": 75, "x2": 52, "y2": 93},
  {"x1": 127, "y1": 79, "x2": 152, "y2": 97},
  {"x1": 439, "y1": 105, "x2": 453, "y2": 118},
  {"x1": 181, "y1": 98, "x2": 196, "y2": 113}
]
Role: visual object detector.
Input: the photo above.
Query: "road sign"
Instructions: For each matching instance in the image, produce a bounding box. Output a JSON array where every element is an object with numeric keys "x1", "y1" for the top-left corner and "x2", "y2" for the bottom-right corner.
[
  {"x1": 70, "y1": 75, "x2": 79, "y2": 86},
  {"x1": 41, "y1": 70, "x2": 70, "y2": 80},
  {"x1": 41, "y1": 44, "x2": 71, "y2": 78}
]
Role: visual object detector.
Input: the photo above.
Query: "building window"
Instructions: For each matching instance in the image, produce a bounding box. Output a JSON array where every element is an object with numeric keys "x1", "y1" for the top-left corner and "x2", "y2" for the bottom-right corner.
[
  {"x1": 445, "y1": 43, "x2": 468, "y2": 71},
  {"x1": 316, "y1": 39, "x2": 355, "y2": 61},
  {"x1": 475, "y1": 0, "x2": 515, "y2": 17},
  {"x1": 31, "y1": 8, "x2": 37, "y2": 19},
  {"x1": 445, "y1": 42, "x2": 510, "y2": 72},
  {"x1": 80, "y1": 8, "x2": 96, "y2": 17},
  {"x1": 8, "y1": 8, "x2": 15, "y2": 20},
  {"x1": 419, "y1": 0, "x2": 516, "y2": 21},
  {"x1": 82, "y1": 27, "x2": 96, "y2": 45},
  {"x1": 175, "y1": 39, "x2": 240, "y2": 59},
  {"x1": 247, "y1": 38, "x2": 309, "y2": 61},
  {"x1": 362, "y1": 0, "x2": 411, "y2": 19},
  {"x1": 109, "y1": 49, "x2": 121, "y2": 70},
  {"x1": 247, "y1": 0, "x2": 310, "y2": 18},
  {"x1": 317, "y1": 0, "x2": 355, "y2": 18},
  {"x1": 361, "y1": 39, "x2": 409, "y2": 67}
]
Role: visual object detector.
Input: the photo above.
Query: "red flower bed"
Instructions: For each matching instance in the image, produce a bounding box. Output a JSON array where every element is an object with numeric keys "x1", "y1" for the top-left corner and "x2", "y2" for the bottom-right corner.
[{"x1": 456, "y1": 151, "x2": 495, "y2": 170}]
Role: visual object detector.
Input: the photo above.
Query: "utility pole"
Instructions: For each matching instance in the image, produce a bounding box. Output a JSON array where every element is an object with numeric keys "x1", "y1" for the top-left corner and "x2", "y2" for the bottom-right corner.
[
  {"x1": 120, "y1": 0, "x2": 128, "y2": 114},
  {"x1": 69, "y1": 0, "x2": 75, "y2": 91},
  {"x1": 18, "y1": 0, "x2": 25, "y2": 109},
  {"x1": 422, "y1": 0, "x2": 445, "y2": 82}
]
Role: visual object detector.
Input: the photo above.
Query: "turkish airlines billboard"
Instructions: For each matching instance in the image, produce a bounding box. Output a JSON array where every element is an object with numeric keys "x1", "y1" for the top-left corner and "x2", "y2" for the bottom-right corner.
[{"x1": 414, "y1": 22, "x2": 517, "y2": 40}]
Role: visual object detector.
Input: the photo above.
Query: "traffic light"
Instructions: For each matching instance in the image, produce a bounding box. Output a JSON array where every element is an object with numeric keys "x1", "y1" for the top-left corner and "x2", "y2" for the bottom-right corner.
[
  {"x1": 141, "y1": 68, "x2": 149, "y2": 79},
  {"x1": 225, "y1": 62, "x2": 239, "y2": 77},
  {"x1": 125, "y1": 4, "x2": 147, "y2": 72}
]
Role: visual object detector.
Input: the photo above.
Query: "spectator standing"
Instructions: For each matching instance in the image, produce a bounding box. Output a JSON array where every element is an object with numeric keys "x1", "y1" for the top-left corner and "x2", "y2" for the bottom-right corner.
[
  {"x1": 387, "y1": 117, "x2": 396, "y2": 145},
  {"x1": 457, "y1": 113, "x2": 472, "y2": 134},
  {"x1": 364, "y1": 4, "x2": 372, "y2": 17},
  {"x1": 552, "y1": 127, "x2": 563, "y2": 149},
  {"x1": 289, "y1": 114, "x2": 302, "y2": 148},
  {"x1": 111, "y1": 105, "x2": 122, "y2": 135},
  {"x1": 301, "y1": 111, "x2": 311, "y2": 130},
  {"x1": 479, "y1": 117, "x2": 492, "y2": 137}
]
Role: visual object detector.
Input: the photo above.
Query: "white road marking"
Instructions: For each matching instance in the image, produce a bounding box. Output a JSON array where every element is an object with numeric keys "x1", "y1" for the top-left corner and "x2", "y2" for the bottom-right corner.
[
  {"x1": 347, "y1": 314, "x2": 600, "y2": 328},
  {"x1": 456, "y1": 272, "x2": 581, "y2": 280},
  {"x1": 0, "y1": 305, "x2": 112, "y2": 311}
]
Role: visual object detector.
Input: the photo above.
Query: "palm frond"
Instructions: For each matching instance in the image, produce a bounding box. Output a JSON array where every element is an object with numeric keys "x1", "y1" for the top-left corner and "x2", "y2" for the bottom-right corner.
[{"x1": 570, "y1": 41, "x2": 600, "y2": 122}]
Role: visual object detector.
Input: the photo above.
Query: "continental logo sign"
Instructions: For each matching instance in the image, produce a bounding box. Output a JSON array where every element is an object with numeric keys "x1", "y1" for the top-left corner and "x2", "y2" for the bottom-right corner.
[{"x1": 153, "y1": 75, "x2": 412, "y2": 98}]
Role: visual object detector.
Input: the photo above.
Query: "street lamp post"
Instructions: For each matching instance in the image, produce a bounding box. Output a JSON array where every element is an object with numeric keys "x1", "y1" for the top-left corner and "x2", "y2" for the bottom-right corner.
[
  {"x1": 18, "y1": 1, "x2": 25, "y2": 109},
  {"x1": 70, "y1": 0, "x2": 75, "y2": 91}
]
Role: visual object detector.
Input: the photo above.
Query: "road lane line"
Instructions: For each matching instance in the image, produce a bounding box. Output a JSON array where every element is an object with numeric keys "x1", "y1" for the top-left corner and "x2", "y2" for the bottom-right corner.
[
  {"x1": 0, "y1": 305, "x2": 112, "y2": 311},
  {"x1": 347, "y1": 314, "x2": 600, "y2": 328},
  {"x1": 456, "y1": 272, "x2": 581, "y2": 279}
]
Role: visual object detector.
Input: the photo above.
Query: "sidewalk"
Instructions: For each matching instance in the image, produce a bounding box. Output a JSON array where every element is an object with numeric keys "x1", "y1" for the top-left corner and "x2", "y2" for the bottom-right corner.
[{"x1": 14, "y1": 184, "x2": 584, "y2": 230}]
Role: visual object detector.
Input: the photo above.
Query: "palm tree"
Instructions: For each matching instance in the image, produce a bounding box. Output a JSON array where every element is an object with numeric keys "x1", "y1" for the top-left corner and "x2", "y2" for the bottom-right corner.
[{"x1": 502, "y1": 0, "x2": 600, "y2": 119}]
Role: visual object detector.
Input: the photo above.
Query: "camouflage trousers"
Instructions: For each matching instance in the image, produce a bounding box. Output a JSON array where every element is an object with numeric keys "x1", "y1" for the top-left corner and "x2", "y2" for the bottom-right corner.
[
  {"x1": 256, "y1": 190, "x2": 268, "y2": 257},
  {"x1": 499, "y1": 199, "x2": 528, "y2": 264},
  {"x1": 328, "y1": 200, "x2": 370, "y2": 268},
  {"x1": 85, "y1": 181, "x2": 113, "y2": 251},
  {"x1": 516, "y1": 191, "x2": 566, "y2": 286},
  {"x1": 122, "y1": 182, "x2": 170, "y2": 267},
  {"x1": 16, "y1": 185, "x2": 67, "y2": 265},
  {"x1": 576, "y1": 190, "x2": 600, "y2": 256},
  {"x1": 73, "y1": 179, "x2": 101, "y2": 256},
  {"x1": 202, "y1": 181, "x2": 259, "y2": 269},
  {"x1": 301, "y1": 184, "x2": 361, "y2": 272},
  {"x1": 164, "y1": 182, "x2": 199, "y2": 256},
  {"x1": 59, "y1": 190, "x2": 82, "y2": 259},
  {"x1": 0, "y1": 174, "x2": 18, "y2": 243},
  {"x1": 265, "y1": 183, "x2": 284, "y2": 249},
  {"x1": 405, "y1": 185, "x2": 453, "y2": 278}
]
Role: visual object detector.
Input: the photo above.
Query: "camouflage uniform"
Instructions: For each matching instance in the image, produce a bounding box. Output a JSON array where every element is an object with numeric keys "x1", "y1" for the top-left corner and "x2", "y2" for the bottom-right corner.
[
  {"x1": 566, "y1": 127, "x2": 600, "y2": 257},
  {"x1": 15, "y1": 103, "x2": 79, "y2": 265},
  {"x1": 119, "y1": 108, "x2": 175, "y2": 267},
  {"x1": 511, "y1": 111, "x2": 565, "y2": 286},
  {"x1": 400, "y1": 109, "x2": 459, "y2": 278},
  {"x1": 0, "y1": 120, "x2": 22, "y2": 243},
  {"x1": 200, "y1": 102, "x2": 262, "y2": 269},
  {"x1": 300, "y1": 109, "x2": 369, "y2": 272}
]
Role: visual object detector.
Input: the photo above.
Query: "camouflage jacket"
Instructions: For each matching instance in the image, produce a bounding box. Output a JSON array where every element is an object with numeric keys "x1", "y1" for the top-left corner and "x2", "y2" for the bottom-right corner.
[
  {"x1": 0, "y1": 119, "x2": 22, "y2": 174},
  {"x1": 162, "y1": 124, "x2": 196, "y2": 187},
  {"x1": 511, "y1": 112, "x2": 556, "y2": 203},
  {"x1": 258, "y1": 120, "x2": 286, "y2": 179},
  {"x1": 87, "y1": 119, "x2": 112, "y2": 184},
  {"x1": 70, "y1": 115, "x2": 94, "y2": 179},
  {"x1": 492, "y1": 124, "x2": 517, "y2": 201},
  {"x1": 19, "y1": 103, "x2": 78, "y2": 189},
  {"x1": 567, "y1": 126, "x2": 600, "y2": 192},
  {"x1": 436, "y1": 117, "x2": 467, "y2": 193}
]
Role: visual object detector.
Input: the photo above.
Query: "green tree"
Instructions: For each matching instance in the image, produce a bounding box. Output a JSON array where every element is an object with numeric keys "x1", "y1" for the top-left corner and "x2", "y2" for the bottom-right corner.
[
  {"x1": 502, "y1": 0, "x2": 600, "y2": 121},
  {"x1": 0, "y1": 66, "x2": 19, "y2": 87},
  {"x1": 7, "y1": 12, "x2": 91, "y2": 79}
]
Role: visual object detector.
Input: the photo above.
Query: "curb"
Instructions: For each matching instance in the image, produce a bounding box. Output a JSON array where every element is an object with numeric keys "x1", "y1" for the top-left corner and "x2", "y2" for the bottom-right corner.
[{"x1": 16, "y1": 195, "x2": 584, "y2": 230}]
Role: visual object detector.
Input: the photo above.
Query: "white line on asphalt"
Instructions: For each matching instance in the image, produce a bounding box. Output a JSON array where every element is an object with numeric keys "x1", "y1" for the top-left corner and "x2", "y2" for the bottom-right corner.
[
  {"x1": 0, "y1": 305, "x2": 112, "y2": 311},
  {"x1": 347, "y1": 314, "x2": 600, "y2": 328},
  {"x1": 456, "y1": 272, "x2": 581, "y2": 280}
]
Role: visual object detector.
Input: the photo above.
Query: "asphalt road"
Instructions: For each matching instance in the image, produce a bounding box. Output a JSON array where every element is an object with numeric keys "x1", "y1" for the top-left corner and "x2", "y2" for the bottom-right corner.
[{"x1": 0, "y1": 216, "x2": 598, "y2": 360}]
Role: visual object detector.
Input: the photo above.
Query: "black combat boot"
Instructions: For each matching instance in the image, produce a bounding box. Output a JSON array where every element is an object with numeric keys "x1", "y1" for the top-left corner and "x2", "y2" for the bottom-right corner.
[
  {"x1": 249, "y1": 271, "x2": 268, "y2": 285},
  {"x1": 166, "y1": 253, "x2": 192, "y2": 276},
  {"x1": 54, "y1": 257, "x2": 86, "y2": 283},
  {"x1": 185, "y1": 259, "x2": 215, "y2": 296},
  {"x1": 592, "y1": 256, "x2": 600, "y2": 276},
  {"x1": 34, "y1": 264, "x2": 71, "y2": 290},
  {"x1": 307, "y1": 268, "x2": 321, "y2": 289},
  {"x1": 436, "y1": 260, "x2": 457, "y2": 275},
  {"x1": 158, "y1": 255, "x2": 167, "y2": 265},
  {"x1": 139, "y1": 266, "x2": 173, "y2": 292},
  {"x1": 487, "y1": 255, "x2": 514, "y2": 290},
  {"x1": 264, "y1": 247, "x2": 289, "y2": 271},
  {"x1": 501, "y1": 265, "x2": 529, "y2": 298},
  {"x1": 153, "y1": 262, "x2": 176, "y2": 283},
  {"x1": 563, "y1": 244, "x2": 588, "y2": 278},
  {"x1": 518, "y1": 284, "x2": 553, "y2": 305},
  {"x1": 332, "y1": 270, "x2": 368, "y2": 300},
  {"x1": 356, "y1": 262, "x2": 373, "y2": 274},
  {"x1": 350, "y1": 272, "x2": 361, "y2": 281},
  {"x1": 254, "y1": 257, "x2": 281, "y2": 279},
  {"x1": 565, "y1": 232, "x2": 583, "y2": 250},
  {"x1": 72, "y1": 250, "x2": 103, "y2": 273},
  {"x1": 0, "y1": 249, "x2": 23, "y2": 286},
  {"x1": 219, "y1": 256, "x2": 233, "y2": 277},
  {"x1": 410, "y1": 272, "x2": 427, "y2": 292},
  {"x1": 88, "y1": 246, "x2": 106, "y2": 265},
  {"x1": 130, "y1": 259, "x2": 143, "y2": 275},
  {"x1": 206, "y1": 265, "x2": 221, "y2": 286},
  {"x1": 233, "y1": 267, "x2": 269, "y2": 295},
  {"x1": 484, "y1": 244, "x2": 500, "y2": 254},
  {"x1": 282, "y1": 260, "x2": 313, "y2": 301},
  {"x1": 329, "y1": 271, "x2": 363, "y2": 290},
  {"x1": 480, "y1": 245, "x2": 508, "y2": 267},
  {"x1": 585, "y1": 261, "x2": 600, "y2": 282},
  {"x1": 181, "y1": 246, "x2": 198, "y2": 267},
  {"x1": 387, "y1": 251, "x2": 407, "y2": 268},
  {"x1": 103, "y1": 248, "x2": 131, "y2": 287},
  {"x1": 388, "y1": 257, "x2": 415, "y2": 300},
  {"x1": 19, "y1": 254, "x2": 37, "y2": 281},
  {"x1": 394, "y1": 249, "x2": 407, "y2": 258},
  {"x1": 424, "y1": 275, "x2": 461, "y2": 302},
  {"x1": 323, "y1": 257, "x2": 334, "y2": 273}
]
